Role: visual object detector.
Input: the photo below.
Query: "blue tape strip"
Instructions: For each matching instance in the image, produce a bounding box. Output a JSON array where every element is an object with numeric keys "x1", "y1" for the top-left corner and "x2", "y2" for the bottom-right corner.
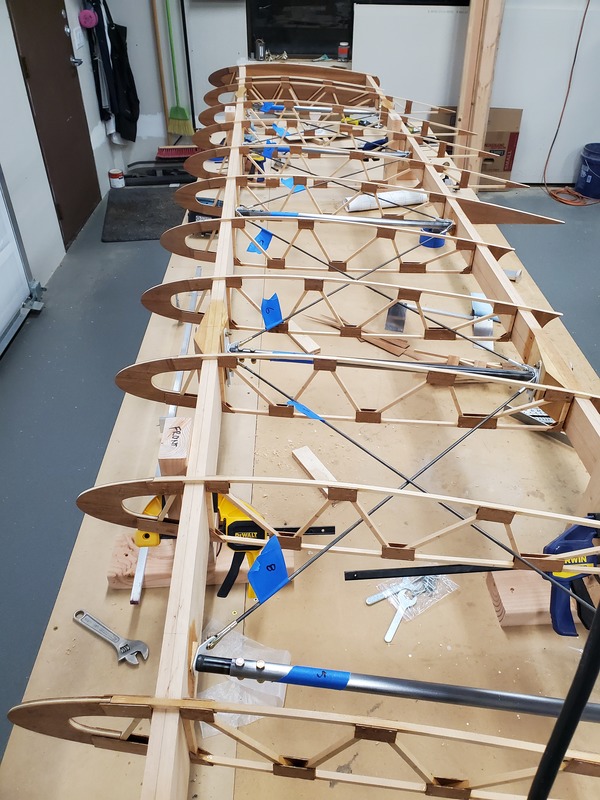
[
  {"x1": 247, "y1": 228, "x2": 273, "y2": 253},
  {"x1": 280, "y1": 177, "x2": 306, "y2": 193},
  {"x1": 261, "y1": 293, "x2": 283, "y2": 329},
  {"x1": 272, "y1": 123, "x2": 286, "y2": 138},
  {"x1": 247, "y1": 537, "x2": 290, "y2": 602},
  {"x1": 280, "y1": 666, "x2": 351, "y2": 690},
  {"x1": 287, "y1": 399, "x2": 323, "y2": 421}
]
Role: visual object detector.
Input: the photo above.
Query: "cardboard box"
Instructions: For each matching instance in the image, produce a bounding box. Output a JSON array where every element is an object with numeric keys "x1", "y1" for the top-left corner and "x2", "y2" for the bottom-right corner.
[
  {"x1": 480, "y1": 108, "x2": 522, "y2": 183},
  {"x1": 426, "y1": 106, "x2": 522, "y2": 183}
]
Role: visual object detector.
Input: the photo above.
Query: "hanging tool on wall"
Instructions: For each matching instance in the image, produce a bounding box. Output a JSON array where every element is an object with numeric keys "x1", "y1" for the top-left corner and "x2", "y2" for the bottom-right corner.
[
  {"x1": 543, "y1": 514, "x2": 600, "y2": 636},
  {"x1": 164, "y1": 0, "x2": 194, "y2": 136}
]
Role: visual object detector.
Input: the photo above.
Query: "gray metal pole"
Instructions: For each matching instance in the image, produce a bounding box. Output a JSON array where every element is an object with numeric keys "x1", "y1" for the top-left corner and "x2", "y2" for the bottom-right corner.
[{"x1": 195, "y1": 654, "x2": 600, "y2": 724}]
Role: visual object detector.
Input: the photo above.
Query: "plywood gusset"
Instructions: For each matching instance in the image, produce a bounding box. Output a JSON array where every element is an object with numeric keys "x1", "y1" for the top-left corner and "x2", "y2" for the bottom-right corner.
[{"x1": 9, "y1": 60, "x2": 600, "y2": 800}]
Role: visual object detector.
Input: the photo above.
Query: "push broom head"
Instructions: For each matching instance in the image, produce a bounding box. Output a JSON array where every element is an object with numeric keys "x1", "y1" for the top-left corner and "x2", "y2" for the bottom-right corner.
[{"x1": 167, "y1": 105, "x2": 195, "y2": 137}]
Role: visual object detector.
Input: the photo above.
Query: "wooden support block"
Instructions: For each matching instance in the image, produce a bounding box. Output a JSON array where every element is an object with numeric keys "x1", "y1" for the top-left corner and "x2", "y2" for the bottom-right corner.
[
  {"x1": 425, "y1": 780, "x2": 471, "y2": 799},
  {"x1": 273, "y1": 760, "x2": 316, "y2": 781},
  {"x1": 376, "y1": 226, "x2": 397, "y2": 240},
  {"x1": 328, "y1": 487, "x2": 358, "y2": 502},
  {"x1": 329, "y1": 260, "x2": 347, "y2": 272},
  {"x1": 425, "y1": 329, "x2": 457, "y2": 341},
  {"x1": 108, "y1": 532, "x2": 294, "y2": 589},
  {"x1": 313, "y1": 358, "x2": 336, "y2": 372},
  {"x1": 458, "y1": 415, "x2": 497, "y2": 430},
  {"x1": 267, "y1": 257, "x2": 286, "y2": 269},
  {"x1": 304, "y1": 278, "x2": 324, "y2": 291},
  {"x1": 269, "y1": 403, "x2": 295, "y2": 418},
  {"x1": 427, "y1": 371, "x2": 456, "y2": 386},
  {"x1": 159, "y1": 418, "x2": 192, "y2": 476},
  {"x1": 476, "y1": 507, "x2": 515, "y2": 523},
  {"x1": 400, "y1": 263, "x2": 427, "y2": 273},
  {"x1": 340, "y1": 325, "x2": 362, "y2": 338},
  {"x1": 354, "y1": 725, "x2": 396, "y2": 744},
  {"x1": 381, "y1": 544, "x2": 416, "y2": 560},
  {"x1": 355, "y1": 409, "x2": 382, "y2": 423},
  {"x1": 108, "y1": 533, "x2": 175, "y2": 590},
  {"x1": 486, "y1": 571, "x2": 551, "y2": 627}
]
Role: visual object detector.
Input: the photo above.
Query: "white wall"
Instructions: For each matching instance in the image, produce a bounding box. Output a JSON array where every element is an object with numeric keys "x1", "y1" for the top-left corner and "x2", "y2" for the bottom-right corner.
[
  {"x1": 0, "y1": 0, "x2": 65, "y2": 285},
  {"x1": 353, "y1": 5, "x2": 469, "y2": 108},
  {"x1": 492, "y1": 0, "x2": 600, "y2": 184},
  {"x1": 352, "y1": 2, "x2": 600, "y2": 184}
]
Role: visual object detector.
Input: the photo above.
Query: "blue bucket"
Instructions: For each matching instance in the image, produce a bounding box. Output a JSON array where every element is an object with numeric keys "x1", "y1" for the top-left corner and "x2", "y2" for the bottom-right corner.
[{"x1": 574, "y1": 143, "x2": 600, "y2": 199}]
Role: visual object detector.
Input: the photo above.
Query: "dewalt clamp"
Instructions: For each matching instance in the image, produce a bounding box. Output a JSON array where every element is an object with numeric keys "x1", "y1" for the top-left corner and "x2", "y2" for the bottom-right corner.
[
  {"x1": 215, "y1": 493, "x2": 266, "y2": 598},
  {"x1": 544, "y1": 513, "x2": 599, "y2": 636},
  {"x1": 214, "y1": 493, "x2": 335, "y2": 598}
]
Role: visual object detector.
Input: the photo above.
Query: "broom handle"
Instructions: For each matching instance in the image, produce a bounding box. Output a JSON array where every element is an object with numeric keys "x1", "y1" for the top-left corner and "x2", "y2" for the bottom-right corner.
[
  {"x1": 165, "y1": 0, "x2": 181, "y2": 105},
  {"x1": 150, "y1": 0, "x2": 169, "y2": 125}
]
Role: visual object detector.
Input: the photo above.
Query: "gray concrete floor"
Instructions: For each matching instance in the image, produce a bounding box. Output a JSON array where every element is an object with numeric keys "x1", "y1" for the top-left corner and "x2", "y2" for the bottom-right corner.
[
  {"x1": 0, "y1": 188, "x2": 598, "y2": 757},
  {"x1": 0, "y1": 198, "x2": 169, "y2": 754},
  {"x1": 480, "y1": 188, "x2": 600, "y2": 376}
]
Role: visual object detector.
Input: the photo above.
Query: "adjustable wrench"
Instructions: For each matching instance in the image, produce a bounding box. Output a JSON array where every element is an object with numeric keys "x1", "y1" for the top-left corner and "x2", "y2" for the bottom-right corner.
[{"x1": 74, "y1": 610, "x2": 149, "y2": 665}]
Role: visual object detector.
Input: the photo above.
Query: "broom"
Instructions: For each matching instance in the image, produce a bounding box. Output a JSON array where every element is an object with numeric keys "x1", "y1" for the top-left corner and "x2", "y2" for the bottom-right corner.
[{"x1": 164, "y1": 0, "x2": 194, "y2": 136}]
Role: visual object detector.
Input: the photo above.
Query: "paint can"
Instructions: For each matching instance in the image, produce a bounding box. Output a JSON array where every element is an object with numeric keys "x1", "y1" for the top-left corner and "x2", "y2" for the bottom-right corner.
[
  {"x1": 108, "y1": 168, "x2": 125, "y2": 189},
  {"x1": 338, "y1": 42, "x2": 349, "y2": 62}
]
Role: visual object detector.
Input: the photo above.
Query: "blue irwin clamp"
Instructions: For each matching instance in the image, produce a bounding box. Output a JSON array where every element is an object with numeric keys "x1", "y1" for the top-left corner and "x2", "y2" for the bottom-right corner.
[{"x1": 544, "y1": 514, "x2": 600, "y2": 636}]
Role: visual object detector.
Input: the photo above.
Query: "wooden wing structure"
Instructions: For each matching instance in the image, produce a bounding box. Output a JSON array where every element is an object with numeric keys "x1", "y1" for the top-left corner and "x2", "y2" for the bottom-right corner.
[{"x1": 8, "y1": 62, "x2": 600, "y2": 800}]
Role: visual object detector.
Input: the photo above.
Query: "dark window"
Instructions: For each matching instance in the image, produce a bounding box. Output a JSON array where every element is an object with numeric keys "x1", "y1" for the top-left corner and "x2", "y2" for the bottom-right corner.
[{"x1": 247, "y1": 1, "x2": 353, "y2": 58}]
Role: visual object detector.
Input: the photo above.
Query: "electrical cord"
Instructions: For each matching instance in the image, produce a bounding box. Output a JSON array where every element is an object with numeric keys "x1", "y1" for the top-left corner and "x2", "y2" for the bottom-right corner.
[{"x1": 542, "y1": 0, "x2": 599, "y2": 206}]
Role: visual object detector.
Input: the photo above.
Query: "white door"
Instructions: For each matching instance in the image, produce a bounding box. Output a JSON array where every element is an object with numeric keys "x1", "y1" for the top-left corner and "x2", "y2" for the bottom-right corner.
[{"x1": 0, "y1": 178, "x2": 31, "y2": 349}]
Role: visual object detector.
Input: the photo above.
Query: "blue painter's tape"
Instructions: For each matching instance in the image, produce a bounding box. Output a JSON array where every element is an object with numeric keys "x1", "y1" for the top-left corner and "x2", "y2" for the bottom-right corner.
[
  {"x1": 272, "y1": 211, "x2": 298, "y2": 217},
  {"x1": 247, "y1": 228, "x2": 273, "y2": 253},
  {"x1": 261, "y1": 293, "x2": 283, "y2": 329},
  {"x1": 272, "y1": 123, "x2": 286, "y2": 138},
  {"x1": 280, "y1": 665, "x2": 350, "y2": 690},
  {"x1": 262, "y1": 147, "x2": 275, "y2": 160},
  {"x1": 280, "y1": 177, "x2": 306, "y2": 194},
  {"x1": 260, "y1": 102, "x2": 284, "y2": 113},
  {"x1": 287, "y1": 399, "x2": 323, "y2": 421},
  {"x1": 248, "y1": 536, "x2": 290, "y2": 602}
]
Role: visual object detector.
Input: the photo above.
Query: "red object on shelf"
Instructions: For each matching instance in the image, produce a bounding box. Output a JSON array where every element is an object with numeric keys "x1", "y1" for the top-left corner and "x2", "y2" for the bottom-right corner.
[{"x1": 156, "y1": 145, "x2": 199, "y2": 160}]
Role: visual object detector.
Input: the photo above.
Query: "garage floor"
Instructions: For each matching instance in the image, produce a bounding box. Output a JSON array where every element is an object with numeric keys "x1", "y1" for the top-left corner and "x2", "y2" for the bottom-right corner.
[{"x1": 0, "y1": 187, "x2": 598, "y2": 756}]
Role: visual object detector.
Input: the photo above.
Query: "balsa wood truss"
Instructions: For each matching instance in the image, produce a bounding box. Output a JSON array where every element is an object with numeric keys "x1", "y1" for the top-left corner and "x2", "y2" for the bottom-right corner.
[{"x1": 8, "y1": 61, "x2": 600, "y2": 800}]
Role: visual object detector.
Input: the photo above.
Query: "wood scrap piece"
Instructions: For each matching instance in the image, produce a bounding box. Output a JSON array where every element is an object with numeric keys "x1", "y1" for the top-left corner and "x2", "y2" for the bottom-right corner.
[
  {"x1": 292, "y1": 446, "x2": 336, "y2": 498},
  {"x1": 108, "y1": 532, "x2": 175, "y2": 590},
  {"x1": 486, "y1": 570, "x2": 551, "y2": 627},
  {"x1": 288, "y1": 320, "x2": 320, "y2": 354}
]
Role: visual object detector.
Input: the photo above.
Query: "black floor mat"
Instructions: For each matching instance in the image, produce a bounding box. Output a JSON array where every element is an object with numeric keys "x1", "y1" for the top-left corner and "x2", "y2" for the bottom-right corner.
[{"x1": 101, "y1": 186, "x2": 185, "y2": 242}]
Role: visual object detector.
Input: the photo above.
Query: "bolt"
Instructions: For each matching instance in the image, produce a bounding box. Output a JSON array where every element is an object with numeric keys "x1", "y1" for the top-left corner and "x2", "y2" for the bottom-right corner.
[
  {"x1": 235, "y1": 657, "x2": 245, "y2": 668},
  {"x1": 256, "y1": 659, "x2": 266, "y2": 670}
]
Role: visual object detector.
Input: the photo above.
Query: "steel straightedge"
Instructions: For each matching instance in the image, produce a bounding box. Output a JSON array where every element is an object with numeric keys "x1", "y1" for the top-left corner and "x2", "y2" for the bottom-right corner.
[{"x1": 195, "y1": 654, "x2": 600, "y2": 723}]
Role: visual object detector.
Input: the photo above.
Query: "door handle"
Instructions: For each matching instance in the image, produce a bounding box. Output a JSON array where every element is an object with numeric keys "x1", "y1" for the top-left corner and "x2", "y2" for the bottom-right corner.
[{"x1": 70, "y1": 56, "x2": 83, "y2": 67}]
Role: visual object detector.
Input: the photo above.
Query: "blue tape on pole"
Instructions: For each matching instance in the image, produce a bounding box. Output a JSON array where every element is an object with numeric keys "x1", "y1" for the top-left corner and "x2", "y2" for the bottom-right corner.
[
  {"x1": 271, "y1": 211, "x2": 298, "y2": 217},
  {"x1": 247, "y1": 228, "x2": 273, "y2": 253},
  {"x1": 280, "y1": 665, "x2": 351, "y2": 690},
  {"x1": 261, "y1": 293, "x2": 283, "y2": 329},
  {"x1": 247, "y1": 536, "x2": 290, "y2": 602},
  {"x1": 280, "y1": 178, "x2": 306, "y2": 193},
  {"x1": 287, "y1": 399, "x2": 323, "y2": 421}
]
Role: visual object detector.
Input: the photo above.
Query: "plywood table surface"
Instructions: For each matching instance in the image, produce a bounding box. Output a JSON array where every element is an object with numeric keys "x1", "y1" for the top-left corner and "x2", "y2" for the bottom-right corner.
[{"x1": 0, "y1": 228, "x2": 598, "y2": 800}]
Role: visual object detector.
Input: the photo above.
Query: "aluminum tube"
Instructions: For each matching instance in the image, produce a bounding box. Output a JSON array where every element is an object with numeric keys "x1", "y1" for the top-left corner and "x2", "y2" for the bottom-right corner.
[
  {"x1": 195, "y1": 654, "x2": 600, "y2": 724},
  {"x1": 236, "y1": 208, "x2": 453, "y2": 231}
]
